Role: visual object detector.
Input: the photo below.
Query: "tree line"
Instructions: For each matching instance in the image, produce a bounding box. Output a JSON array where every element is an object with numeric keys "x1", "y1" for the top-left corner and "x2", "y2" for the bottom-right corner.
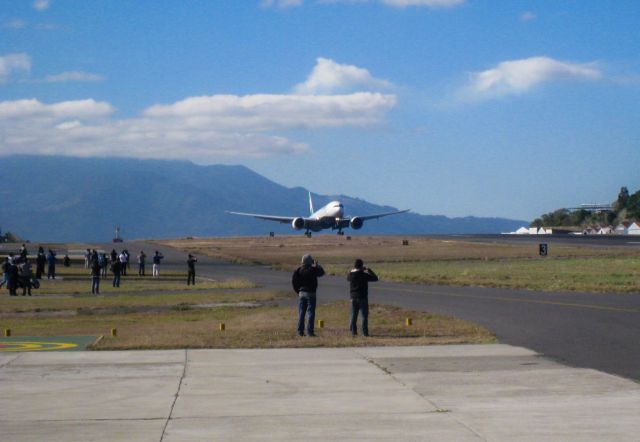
[{"x1": 531, "y1": 187, "x2": 640, "y2": 228}]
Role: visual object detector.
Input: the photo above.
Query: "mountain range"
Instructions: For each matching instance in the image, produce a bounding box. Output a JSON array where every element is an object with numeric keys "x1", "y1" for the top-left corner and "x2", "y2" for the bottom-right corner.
[{"x1": 0, "y1": 156, "x2": 526, "y2": 242}]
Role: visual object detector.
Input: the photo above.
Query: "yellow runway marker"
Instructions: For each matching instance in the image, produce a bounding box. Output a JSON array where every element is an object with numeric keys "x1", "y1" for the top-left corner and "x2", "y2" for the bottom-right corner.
[{"x1": 0, "y1": 341, "x2": 78, "y2": 352}]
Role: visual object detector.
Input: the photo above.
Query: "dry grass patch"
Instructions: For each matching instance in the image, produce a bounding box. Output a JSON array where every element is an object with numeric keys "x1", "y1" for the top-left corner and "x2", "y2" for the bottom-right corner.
[
  {"x1": 0, "y1": 301, "x2": 495, "y2": 350},
  {"x1": 0, "y1": 291, "x2": 287, "y2": 315},
  {"x1": 158, "y1": 235, "x2": 640, "y2": 267}
]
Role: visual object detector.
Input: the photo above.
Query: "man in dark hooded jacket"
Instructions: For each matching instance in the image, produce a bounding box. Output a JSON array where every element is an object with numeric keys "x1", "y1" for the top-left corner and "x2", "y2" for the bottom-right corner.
[
  {"x1": 292, "y1": 254, "x2": 324, "y2": 337},
  {"x1": 347, "y1": 259, "x2": 378, "y2": 336}
]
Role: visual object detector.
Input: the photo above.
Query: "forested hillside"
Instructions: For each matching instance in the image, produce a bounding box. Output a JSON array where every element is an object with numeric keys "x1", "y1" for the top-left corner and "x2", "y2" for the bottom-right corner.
[{"x1": 532, "y1": 187, "x2": 640, "y2": 228}]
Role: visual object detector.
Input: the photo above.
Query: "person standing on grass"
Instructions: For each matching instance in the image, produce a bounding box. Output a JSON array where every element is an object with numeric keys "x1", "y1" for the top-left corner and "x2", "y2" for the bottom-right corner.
[
  {"x1": 187, "y1": 254, "x2": 197, "y2": 285},
  {"x1": 124, "y1": 249, "x2": 131, "y2": 273},
  {"x1": 18, "y1": 259, "x2": 33, "y2": 296},
  {"x1": 91, "y1": 257, "x2": 101, "y2": 294},
  {"x1": 347, "y1": 259, "x2": 378, "y2": 337},
  {"x1": 292, "y1": 254, "x2": 325, "y2": 337},
  {"x1": 35, "y1": 247, "x2": 46, "y2": 279},
  {"x1": 119, "y1": 251, "x2": 128, "y2": 276},
  {"x1": 99, "y1": 253, "x2": 108, "y2": 278},
  {"x1": 19, "y1": 243, "x2": 28, "y2": 259},
  {"x1": 1, "y1": 257, "x2": 10, "y2": 289},
  {"x1": 84, "y1": 248, "x2": 91, "y2": 268},
  {"x1": 46, "y1": 249, "x2": 57, "y2": 279},
  {"x1": 152, "y1": 251, "x2": 164, "y2": 279},
  {"x1": 7, "y1": 258, "x2": 18, "y2": 296},
  {"x1": 137, "y1": 250, "x2": 146, "y2": 276},
  {"x1": 111, "y1": 258, "x2": 122, "y2": 288}
]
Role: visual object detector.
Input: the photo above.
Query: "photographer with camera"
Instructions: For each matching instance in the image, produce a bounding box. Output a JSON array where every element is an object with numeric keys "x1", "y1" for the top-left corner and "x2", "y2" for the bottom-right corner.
[
  {"x1": 187, "y1": 254, "x2": 198, "y2": 285},
  {"x1": 292, "y1": 254, "x2": 325, "y2": 337},
  {"x1": 347, "y1": 259, "x2": 378, "y2": 337}
]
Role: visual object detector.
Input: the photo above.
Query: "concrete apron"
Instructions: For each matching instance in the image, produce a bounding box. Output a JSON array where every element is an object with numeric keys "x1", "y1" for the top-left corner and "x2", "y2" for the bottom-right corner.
[{"x1": 1, "y1": 344, "x2": 639, "y2": 442}]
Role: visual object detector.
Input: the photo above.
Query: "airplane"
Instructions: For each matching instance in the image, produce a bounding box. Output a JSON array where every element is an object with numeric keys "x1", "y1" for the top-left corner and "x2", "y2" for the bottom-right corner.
[{"x1": 227, "y1": 193, "x2": 409, "y2": 236}]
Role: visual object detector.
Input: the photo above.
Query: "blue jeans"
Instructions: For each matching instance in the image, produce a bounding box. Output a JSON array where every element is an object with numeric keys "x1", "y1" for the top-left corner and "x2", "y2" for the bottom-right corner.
[
  {"x1": 91, "y1": 276, "x2": 100, "y2": 294},
  {"x1": 297, "y1": 292, "x2": 316, "y2": 336},
  {"x1": 350, "y1": 298, "x2": 369, "y2": 336},
  {"x1": 113, "y1": 273, "x2": 120, "y2": 287}
]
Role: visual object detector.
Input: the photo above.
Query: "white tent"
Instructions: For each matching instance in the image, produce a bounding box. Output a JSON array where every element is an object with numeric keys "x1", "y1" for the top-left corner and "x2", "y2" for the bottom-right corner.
[
  {"x1": 628, "y1": 222, "x2": 640, "y2": 235},
  {"x1": 614, "y1": 222, "x2": 630, "y2": 235}
]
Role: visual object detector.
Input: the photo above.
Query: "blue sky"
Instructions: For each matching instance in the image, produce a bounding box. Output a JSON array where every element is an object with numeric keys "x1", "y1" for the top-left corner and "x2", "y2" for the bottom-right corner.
[{"x1": 1, "y1": 0, "x2": 639, "y2": 221}]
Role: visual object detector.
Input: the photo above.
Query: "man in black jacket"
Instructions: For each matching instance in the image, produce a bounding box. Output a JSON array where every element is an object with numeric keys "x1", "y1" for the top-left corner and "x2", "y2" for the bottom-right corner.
[
  {"x1": 91, "y1": 258, "x2": 101, "y2": 294},
  {"x1": 187, "y1": 254, "x2": 197, "y2": 285},
  {"x1": 292, "y1": 254, "x2": 325, "y2": 337},
  {"x1": 347, "y1": 259, "x2": 378, "y2": 337}
]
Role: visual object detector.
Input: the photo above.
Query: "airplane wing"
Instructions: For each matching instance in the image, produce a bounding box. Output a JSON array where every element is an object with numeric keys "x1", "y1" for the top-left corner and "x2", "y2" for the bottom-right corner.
[
  {"x1": 336, "y1": 209, "x2": 410, "y2": 228},
  {"x1": 355, "y1": 209, "x2": 410, "y2": 221},
  {"x1": 225, "y1": 211, "x2": 299, "y2": 224}
]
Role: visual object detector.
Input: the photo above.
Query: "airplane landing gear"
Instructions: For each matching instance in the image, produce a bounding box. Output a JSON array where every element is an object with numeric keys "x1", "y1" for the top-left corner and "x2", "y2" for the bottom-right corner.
[
  {"x1": 337, "y1": 230, "x2": 344, "y2": 236},
  {"x1": 305, "y1": 231, "x2": 312, "y2": 238}
]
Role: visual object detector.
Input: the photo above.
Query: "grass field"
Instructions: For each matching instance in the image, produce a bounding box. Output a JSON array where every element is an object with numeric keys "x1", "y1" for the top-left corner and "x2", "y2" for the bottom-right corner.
[
  {"x1": 1, "y1": 257, "x2": 494, "y2": 349},
  {"x1": 160, "y1": 235, "x2": 640, "y2": 294},
  {"x1": 0, "y1": 296, "x2": 495, "y2": 349}
]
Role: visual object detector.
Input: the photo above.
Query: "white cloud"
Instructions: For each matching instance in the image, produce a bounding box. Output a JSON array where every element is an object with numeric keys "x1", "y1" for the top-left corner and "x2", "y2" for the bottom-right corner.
[
  {"x1": 33, "y1": 0, "x2": 50, "y2": 11},
  {"x1": 460, "y1": 56, "x2": 602, "y2": 101},
  {"x1": 294, "y1": 57, "x2": 392, "y2": 94},
  {"x1": 45, "y1": 71, "x2": 105, "y2": 83},
  {"x1": 145, "y1": 92, "x2": 395, "y2": 130},
  {"x1": 0, "y1": 59, "x2": 397, "y2": 161},
  {"x1": 380, "y1": 0, "x2": 464, "y2": 7},
  {"x1": 0, "y1": 53, "x2": 32, "y2": 83},
  {"x1": 520, "y1": 11, "x2": 537, "y2": 22},
  {"x1": 0, "y1": 98, "x2": 114, "y2": 120},
  {"x1": 0, "y1": 64, "x2": 396, "y2": 161}
]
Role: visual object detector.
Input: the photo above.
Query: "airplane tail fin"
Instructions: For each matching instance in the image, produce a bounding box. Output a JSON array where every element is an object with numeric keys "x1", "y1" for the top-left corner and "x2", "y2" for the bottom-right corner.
[{"x1": 308, "y1": 192, "x2": 315, "y2": 216}]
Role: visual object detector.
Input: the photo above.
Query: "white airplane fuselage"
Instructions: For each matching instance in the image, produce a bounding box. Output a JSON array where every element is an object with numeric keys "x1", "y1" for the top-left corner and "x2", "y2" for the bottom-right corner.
[{"x1": 309, "y1": 201, "x2": 344, "y2": 229}]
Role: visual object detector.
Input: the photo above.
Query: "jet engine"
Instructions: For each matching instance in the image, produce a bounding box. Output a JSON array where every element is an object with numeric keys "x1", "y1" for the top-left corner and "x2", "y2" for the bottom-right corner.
[
  {"x1": 292, "y1": 217, "x2": 305, "y2": 230},
  {"x1": 349, "y1": 217, "x2": 363, "y2": 230}
]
